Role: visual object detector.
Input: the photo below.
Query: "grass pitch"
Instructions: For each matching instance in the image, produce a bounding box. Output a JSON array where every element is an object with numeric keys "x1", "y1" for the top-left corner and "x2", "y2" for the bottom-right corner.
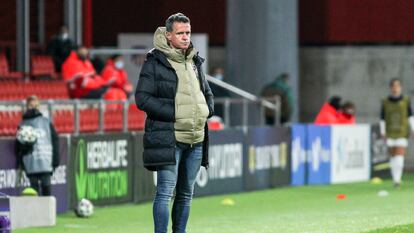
[{"x1": 14, "y1": 174, "x2": 414, "y2": 233}]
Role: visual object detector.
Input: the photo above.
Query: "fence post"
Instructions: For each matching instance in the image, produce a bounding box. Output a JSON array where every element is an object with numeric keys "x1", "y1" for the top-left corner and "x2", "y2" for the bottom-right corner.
[
  {"x1": 224, "y1": 98, "x2": 230, "y2": 127},
  {"x1": 259, "y1": 99, "x2": 265, "y2": 126},
  {"x1": 99, "y1": 99, "x2": 105, "y2": 134},
  {"x1": 47, "y1": 99, "x2": 54, "y2": 124},
  {"x1": 242, "y1": 98, "x2": 248, "y2": 129},
  {"x1": 274, "y1": 96, "x2": 281, "y2": 126},
  {"x1": 123, "y1": 100, "x2": 128, "y2": 133},
  {"x1": 74, "y1": 99, "x2": 80, "y2": 135}
]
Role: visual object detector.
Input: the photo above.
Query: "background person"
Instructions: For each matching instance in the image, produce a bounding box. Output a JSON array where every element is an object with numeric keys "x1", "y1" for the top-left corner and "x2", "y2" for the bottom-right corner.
[
  {"x1": 208, "y1": 67, "x2": 230, "y2": 119},
  {"x1": 261, "y1": 73, "x2": 294, "y2": 124},
  {"x1": 338, "y1": 101, "x2": 356, "y2": 124},
  {"x1": 15, "y1": 95, "x2": 59, "y2": 196},
  {"x1": 380, "y1": 78, "x2": 414, "y2": 187},
  {"x1": 46, "y1": 25, "x2": 74, "y2": 72},
  {"x1": 101, "y1": 54, "x2": 133, "y2": 97},
  {"x1": 314, "y1": 96, "x2": 342, "y2": 125},
  {"x1": 62, "y1": 46, "x2": 127, "y2": 101}
]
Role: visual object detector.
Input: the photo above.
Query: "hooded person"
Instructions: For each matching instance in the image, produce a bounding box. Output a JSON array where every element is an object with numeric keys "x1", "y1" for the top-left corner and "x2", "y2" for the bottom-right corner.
[
  {"x1": 135, "y1": 13, "x2": 214, "y2": 233},
  {"x1": 314, "y1": 96, "x2": 342, "y2": 125}
]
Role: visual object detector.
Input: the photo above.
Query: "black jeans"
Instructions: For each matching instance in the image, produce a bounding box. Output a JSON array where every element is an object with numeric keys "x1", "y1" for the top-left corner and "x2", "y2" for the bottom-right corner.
[{"x1": 27, "y1": 173, "x2": 52, "y2": 196}]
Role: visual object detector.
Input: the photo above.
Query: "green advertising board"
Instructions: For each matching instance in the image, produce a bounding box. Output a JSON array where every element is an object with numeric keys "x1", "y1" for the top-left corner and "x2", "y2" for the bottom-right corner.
[{"x1": 69, "y1": 133, "x2": 134, "y2": 207}]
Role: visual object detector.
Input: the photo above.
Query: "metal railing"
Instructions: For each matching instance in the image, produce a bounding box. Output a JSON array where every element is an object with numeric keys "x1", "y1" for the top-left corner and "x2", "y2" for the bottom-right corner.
[{"x1": 0, "y1": 94, "x2": 280, "y2": 136}]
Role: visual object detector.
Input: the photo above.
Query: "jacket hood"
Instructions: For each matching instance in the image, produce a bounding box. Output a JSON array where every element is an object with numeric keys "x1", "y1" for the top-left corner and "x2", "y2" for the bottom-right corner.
[
  {"x1": 153, "y1": 27, "x2": 197, "y2": 62},
  {"x1": 23, "y1": 108, "x2": 43, "y2": 119}
]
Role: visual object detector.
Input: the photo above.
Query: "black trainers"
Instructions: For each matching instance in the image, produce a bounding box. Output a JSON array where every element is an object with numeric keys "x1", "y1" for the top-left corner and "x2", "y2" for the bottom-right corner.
[{"x1": 393, "y1": 182, "x2": 401, "y2": 189}]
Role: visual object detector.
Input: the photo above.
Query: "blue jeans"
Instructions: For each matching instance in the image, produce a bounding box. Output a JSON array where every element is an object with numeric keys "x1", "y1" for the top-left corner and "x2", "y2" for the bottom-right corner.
[{"x1": 153, "y1": 143, "x2": 203, "y2": 233}]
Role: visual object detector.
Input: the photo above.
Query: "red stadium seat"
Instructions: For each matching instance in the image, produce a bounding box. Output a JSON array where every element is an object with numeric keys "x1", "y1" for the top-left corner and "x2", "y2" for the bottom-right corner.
[
  {"x1": 0, "y1": 80, "x2": 69, "y2": 101},
  {"x1": 53, "y1": 109, "x2": 74, "y2": 134},
  {"x1": 31, "y1": 55, "x2": 58, "y2": 80},
  {"x1": 0, "y1": 110, "x2": 22, "y2": 136},
  {"x1": 104, "y1": 109, "x2": 123, "y2": 131},
  {"x1": 128, "y1": 104, "x2": 145, "y2": 131},
  {"x1": 0, "y1": 53, "x2": 24, "y2": 79},
  {"x1": 80, "y1": 108, "x2": 99, "y2": 132}
]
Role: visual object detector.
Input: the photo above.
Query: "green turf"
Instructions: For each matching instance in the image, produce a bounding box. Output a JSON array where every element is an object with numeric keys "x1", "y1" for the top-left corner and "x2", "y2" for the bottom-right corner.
[
  {"x1": 14, "y1": 174, "x2": 414, "y2": 233},
  {"x1": 364, "y1": 223, "x2": 414, "y2": 233}
]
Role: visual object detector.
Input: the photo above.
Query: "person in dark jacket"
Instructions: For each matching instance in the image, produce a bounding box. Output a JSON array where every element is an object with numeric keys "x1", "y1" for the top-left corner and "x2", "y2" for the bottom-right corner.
[
  {"x1": 261, "y1": 73, "x2": 294, "y2": 124},
  {"x1": 46, "y1": 25, "x2": 74, "y2": 72},
  {"x1": 135, "y1": 13, "x2": 214, "y2": 233},
  {"x1": 15, "y1": 95, "x2": 59, "y2": 196},
  {"x1": 209, "y1": 67, "x2": 230, "y2": 119}
]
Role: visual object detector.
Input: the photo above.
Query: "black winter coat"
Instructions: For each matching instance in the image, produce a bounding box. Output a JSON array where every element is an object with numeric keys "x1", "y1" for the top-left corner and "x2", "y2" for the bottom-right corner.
[{"x1": 135, "y1": 49, "x2": 214, "y2": 171}]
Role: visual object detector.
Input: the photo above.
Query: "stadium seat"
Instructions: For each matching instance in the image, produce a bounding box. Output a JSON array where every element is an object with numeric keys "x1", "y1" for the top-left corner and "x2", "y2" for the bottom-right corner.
[
  {"x1": 31, "y1": 55, "x2": 58, "y2": 80},
  {"x1": 128, "y1": 105, "x2": 145, "y2": 131},
  {"x1": 0, "y1": 53, "x2": 24, "y2": 79},
  {"x1": 0, "y1": 80, "x2": 69, "y2": 101},
  {"x1": 0, "y1": 110, "x2": 22, "y2": 136},
  {"x1": 80, "y1": 108, "x2": 99, "y2": 132},
  {"x1": 104, "y1": 109, "x2": 123, "y2": 131},
  {"x1": 53, "y1": 110, "x2": 74, "y2": 134}
]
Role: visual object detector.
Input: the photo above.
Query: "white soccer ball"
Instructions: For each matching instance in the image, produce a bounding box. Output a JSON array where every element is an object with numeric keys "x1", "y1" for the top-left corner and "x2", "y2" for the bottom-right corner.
[
  {"x1": 16, "y1": 125, "x2": 38, "y2": 145},
  {"x1": 75, "y1": 198, "x2": 94, "y2": 218}
]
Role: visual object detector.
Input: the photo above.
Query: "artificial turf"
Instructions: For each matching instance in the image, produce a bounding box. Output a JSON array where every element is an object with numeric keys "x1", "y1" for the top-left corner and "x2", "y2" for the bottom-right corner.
[{"x1": 14, "y1": 174, "x2": 414, "y2": 233}]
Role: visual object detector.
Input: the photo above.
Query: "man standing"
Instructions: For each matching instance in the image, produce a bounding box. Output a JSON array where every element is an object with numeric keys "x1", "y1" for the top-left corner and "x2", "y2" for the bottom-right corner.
[
  {"x1": 380, "y1": 78, "x2": 414, "y2": 188},
  {"x1": 135, "y1": 13, "x2": 214, "y2": 233},
  {"x1": 47, "y1": 26, "x2": 74, "y2": 72},
  {"x1": 15, "y1": 96, "x2": 59, "y2": 196}
]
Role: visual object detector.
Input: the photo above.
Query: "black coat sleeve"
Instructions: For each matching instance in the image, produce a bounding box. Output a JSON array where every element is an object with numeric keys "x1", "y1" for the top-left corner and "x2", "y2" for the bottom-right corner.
[
  {"x1": 50, "y1": 123, "x2": 60, "y2": 169},
  {"x1": 203, "y1": 74, "x2": 214, "y2": 118},
  {"x1": 135, "y1": 56, "x2": 175, "y2": 122}
]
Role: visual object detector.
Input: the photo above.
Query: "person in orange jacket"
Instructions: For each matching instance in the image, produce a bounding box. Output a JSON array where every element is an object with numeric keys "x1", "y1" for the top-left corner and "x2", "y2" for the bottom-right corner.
[
  {"x1": 315, "y1": 97, "x2": 356, "y2": 125},
  {"x1": 101, "y1": 54, "x2": 133, "y2": 97},
  {"x1": 61, "y1": 46, "x2": 126, "y2": 101},
  {"x1": 337, "y1": 101, "x2": 356, "y2": 124},
  {"x1": 314, "y1": 96, "x2": 342, "y2": 124}
]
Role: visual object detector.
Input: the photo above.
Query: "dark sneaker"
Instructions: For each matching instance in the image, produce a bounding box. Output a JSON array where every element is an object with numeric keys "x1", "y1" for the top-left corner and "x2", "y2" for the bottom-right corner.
[{"x1": 393, "y1": 183, "x2": 401, "y2": 189}]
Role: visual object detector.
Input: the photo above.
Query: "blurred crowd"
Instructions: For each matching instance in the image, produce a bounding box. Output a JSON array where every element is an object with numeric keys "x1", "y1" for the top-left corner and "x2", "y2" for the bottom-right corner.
[{"x1": 47, "y1": 26, "x2": 132, "y2": 102}]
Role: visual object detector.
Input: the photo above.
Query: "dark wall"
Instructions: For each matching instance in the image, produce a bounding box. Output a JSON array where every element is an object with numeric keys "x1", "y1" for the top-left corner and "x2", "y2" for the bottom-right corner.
[
  {"x1": 3, "y1": 0, "x2": 414, "y2": 47},
  {"x1": 92, "y1": 0, "x2": 226, "y2": 46},
  {"x1": 0, "y1": 1, "x2": 63, "y2": 44},
  {"x1": 300, "y1": 0, "x2": 414, "y2": 44}
]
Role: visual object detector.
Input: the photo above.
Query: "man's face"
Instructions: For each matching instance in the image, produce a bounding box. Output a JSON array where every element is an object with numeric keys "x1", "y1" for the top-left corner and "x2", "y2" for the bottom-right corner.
[
  {"x1": 390, "y1": 81, "x2": 402, "y2": 96},
  {"x1": 77, "y1": 47, "x2": 89, "y2": 60},
  {"x1": 27, "y1": 100, "x2": 39, "y2": 110},
  {"x1": 166, "y1": 22, "x2": 191, "y2": 50}
]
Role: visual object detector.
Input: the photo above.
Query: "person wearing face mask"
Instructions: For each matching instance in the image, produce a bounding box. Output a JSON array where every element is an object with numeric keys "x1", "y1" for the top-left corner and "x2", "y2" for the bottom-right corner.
[
  {"x1": 101, "y1": 54, "x2": 133, "y2": 97},
  {"x1": 62, "y1": 46, "x2": 127, "y2": 102},
  {"x1": 15, "y1": 95, "x2": 59, "y2": 196},
  {"x1": 208, "y1": 67, "x2": 230, "y2": 119},
  {"x1": 46, "y1": 25, "x2": 74, "y2": 72}
]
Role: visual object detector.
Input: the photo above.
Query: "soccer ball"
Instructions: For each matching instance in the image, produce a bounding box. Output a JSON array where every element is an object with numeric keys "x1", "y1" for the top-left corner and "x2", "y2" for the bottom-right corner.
[
  {"x1": 16, "y1": 125, "x2": 38, "y2": 145},
  {"x1": 75, "y1": 198, "x2": 94, "y2": 218}
]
